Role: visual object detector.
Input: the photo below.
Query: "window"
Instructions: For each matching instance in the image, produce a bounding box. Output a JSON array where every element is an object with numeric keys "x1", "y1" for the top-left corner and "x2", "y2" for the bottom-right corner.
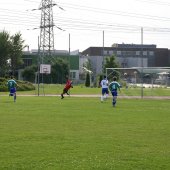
[
  {"x1": 149, "y1": 51, "x2": 154, "y2": 56},
  {"x1": 136, "y1": 51, "x2": 140, "y2": 55},
  {"x1": 109, "y1": 51, "x2": 113, "y2": 55},
  {"x1": 104, "y1": 50, "x2": 108, "y2": 55},
  {"x1": 117, "y1": 51, "x2": 121, "y2": 55},
  {"x1": 143, "y1": 51, "x2": 147, "y2": 56},
  {"x1": 70, "y1": 72, "x2": 76, "y2": 79},
  {"x1": 23, "y1": 58, "x2": 32, "y2": 67}
]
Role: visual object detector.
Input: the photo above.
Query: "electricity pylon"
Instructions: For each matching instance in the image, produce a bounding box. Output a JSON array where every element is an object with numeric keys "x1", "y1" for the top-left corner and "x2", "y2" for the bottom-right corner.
[
  {"x1": 37, "y1": 0, "x2": 55, "y2": 96},
  {"x1": 39, "y1": 0, "x2": 55, "y2": 64},
  {"x1": 30, "y1": 0, "x2": 64, "y2": 95}
]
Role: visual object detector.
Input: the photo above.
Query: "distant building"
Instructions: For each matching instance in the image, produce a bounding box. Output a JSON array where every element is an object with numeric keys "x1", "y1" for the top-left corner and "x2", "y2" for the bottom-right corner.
[{"x1": 81, "y1": 44, "x2": 170, "y2": 75}]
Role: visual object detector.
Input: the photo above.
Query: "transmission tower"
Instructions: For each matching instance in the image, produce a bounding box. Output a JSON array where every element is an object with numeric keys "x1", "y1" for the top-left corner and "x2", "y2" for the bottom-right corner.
[{"x1": 39, "y1": 0, "x2": 55, "y2": 63}]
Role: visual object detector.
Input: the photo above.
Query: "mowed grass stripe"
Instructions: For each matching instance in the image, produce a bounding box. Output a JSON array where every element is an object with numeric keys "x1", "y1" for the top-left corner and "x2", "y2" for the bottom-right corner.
[{"x1": 0, "y1": 96, "x2": 170, "y2": 170}]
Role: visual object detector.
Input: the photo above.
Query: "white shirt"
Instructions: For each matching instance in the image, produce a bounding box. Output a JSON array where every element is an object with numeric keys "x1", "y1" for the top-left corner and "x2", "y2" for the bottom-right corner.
[{"x1": 101, "y1": 79, "x2": 108, "y2": 88}]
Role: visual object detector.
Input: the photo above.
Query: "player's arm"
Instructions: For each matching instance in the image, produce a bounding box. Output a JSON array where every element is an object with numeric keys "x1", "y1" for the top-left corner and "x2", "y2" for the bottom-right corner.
[
  {"x1": 118, "y1": 83, "x2": 121, "y2": 92},
  {"x1": 70, "y1": 81, "x2": 73, "y2": 88},
  {"x1": 14, "y1": 80, "x2": 18, "y2": 88}
]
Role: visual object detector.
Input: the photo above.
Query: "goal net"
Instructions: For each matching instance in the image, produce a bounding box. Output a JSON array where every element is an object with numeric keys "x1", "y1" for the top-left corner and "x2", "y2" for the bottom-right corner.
[{"x1": 106, "y1": 67, "x2": 170, "y2": 98}]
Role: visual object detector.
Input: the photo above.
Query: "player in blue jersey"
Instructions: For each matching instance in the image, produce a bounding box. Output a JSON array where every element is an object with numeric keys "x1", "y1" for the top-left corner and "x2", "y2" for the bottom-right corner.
[
  {"x1": 109, "y1": 76, "x2": 121, "y2": 107},
  {"x1": 100, "y1": 75, "x2": 109, "y2": 102},
  {"x1": 7, "y1": 76, "x2": 17, "y2": 102}
]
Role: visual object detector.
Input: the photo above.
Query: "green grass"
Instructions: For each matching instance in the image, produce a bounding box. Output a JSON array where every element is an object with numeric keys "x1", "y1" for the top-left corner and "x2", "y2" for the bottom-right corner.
[
  {"x1": 0, "y1": 96, "x2": 170, "y2": 169},
  {"x1": 1, "y1": 84, "x2": 170, "y2": 97},
  {"x1": 36, "y1": 84, "x2": 170, "y2": 96}
]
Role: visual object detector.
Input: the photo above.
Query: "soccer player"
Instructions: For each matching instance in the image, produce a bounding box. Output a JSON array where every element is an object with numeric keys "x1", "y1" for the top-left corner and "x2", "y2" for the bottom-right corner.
[
  {"x1": 61, "y1": 76, "x2": 73, "y2": 99},
  {"x1": 100, "y1": 75, "x2": 109, "y2": 102},
  {"x1": 7, "y1": 76, "x2": 17, "y2": 102},
  {"x1": 109, "y1": 76, "x2": 121, "y2": 107}
]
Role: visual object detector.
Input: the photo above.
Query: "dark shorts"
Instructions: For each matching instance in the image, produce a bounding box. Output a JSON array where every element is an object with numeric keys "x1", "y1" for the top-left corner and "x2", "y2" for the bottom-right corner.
[
  {"x1": 9, "y1": 88, "x2": 16, "y2": 95},
  {"x1": 63, "y1": 88, "x2": 68, "y2": 93},
  {"x1": 102, "y1": 88, "x2": 109, "y2": 95},
  {"x1": 111, "y1": 90, "x2": 117, "y2": 96}
]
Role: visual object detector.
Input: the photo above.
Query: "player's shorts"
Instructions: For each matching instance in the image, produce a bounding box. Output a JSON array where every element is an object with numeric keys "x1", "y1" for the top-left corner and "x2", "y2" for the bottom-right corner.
[
  {"x1": 9, "y1": 88, "x2": 16, "y2": 96},
  {"x1": 102, "y1": 88, "x2": 109, "y2": 95},
  {"x1": 111, "y1": 90, "x2": 117, "y2": 96},
  {"x1": 63, "y1": 88, "x2": 68, "y2": 93}
]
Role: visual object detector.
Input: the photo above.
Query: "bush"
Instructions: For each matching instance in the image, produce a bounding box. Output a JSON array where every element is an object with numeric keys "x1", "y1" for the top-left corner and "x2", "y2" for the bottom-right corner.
[
  {"x1": 0, "y1": 77, "x2": 35, "y2": 92},
  {"x1": 16, "y1": 80, "x2": 35, "y2": 91},
  {"x1": 0, "y1": 77, "x2": 8, "y2": 92}
]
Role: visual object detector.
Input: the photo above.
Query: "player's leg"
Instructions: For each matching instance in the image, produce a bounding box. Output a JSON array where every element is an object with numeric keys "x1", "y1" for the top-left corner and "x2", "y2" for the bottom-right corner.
[
  {"x1": 61, "y1": 88, "x2": 67, "y2": 99},
  {"x1": 14, "y1": 93, "x2": 16, "y2": 102},
  {"x1": 13, "y1": 88, "x2": 17, "y2": 102},
  {"x1": 9, "y1": 88, "x2": 13, "y2": 96},
  {"x1": 61, "y1": 89, "x2": 65, "y2": 99},
  {"x1": 101, "y1": 88, "x2": 104, "y2": 102},
  {"x1": 66, "y1": 89, "x2": 70, "y2": 95},
  {"x1": 105, "y1": 88, "x2": 109, "y2": 99},
  {"x1": 9, "y1": 88, "x2": 16, "y2": 102},
  {"x1": 113, "y1": 96, "x2": 117, "y2": 106},
  {"x1": 112, "y1": 91, "x2": 117, "y2": 107}
]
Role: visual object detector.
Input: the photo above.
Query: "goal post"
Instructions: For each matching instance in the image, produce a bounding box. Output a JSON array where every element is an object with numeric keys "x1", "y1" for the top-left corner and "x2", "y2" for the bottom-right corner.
[{"x1": 106, "y1": 67, "x2": 170, "y2": 98}]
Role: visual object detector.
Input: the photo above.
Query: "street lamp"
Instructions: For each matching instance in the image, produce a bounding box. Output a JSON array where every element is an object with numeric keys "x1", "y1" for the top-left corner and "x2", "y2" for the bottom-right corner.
[{"x1": 82, "y1": 67, "x2": 93, "y2": 87}]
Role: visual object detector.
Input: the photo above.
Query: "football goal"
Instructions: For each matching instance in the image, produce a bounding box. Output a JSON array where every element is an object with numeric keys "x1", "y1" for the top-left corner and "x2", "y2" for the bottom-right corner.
[{"x1": 106, "y1": 67, "x2": 170, "y2": 98}]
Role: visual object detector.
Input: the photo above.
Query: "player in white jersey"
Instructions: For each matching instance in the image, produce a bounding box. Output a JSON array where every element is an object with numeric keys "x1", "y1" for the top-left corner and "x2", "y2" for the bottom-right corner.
[{"x1": 100, "y1": 75, "x2": 109, "y2": 102}]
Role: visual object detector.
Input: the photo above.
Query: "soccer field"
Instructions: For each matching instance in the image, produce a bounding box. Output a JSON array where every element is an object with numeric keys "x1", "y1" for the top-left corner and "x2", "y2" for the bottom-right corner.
[
  {"x1": 1, "y1": 84, "x2": 170, "y2": 98},
  {"x1": 0, "y1": 96, "x2": 170, "y2": 170}
]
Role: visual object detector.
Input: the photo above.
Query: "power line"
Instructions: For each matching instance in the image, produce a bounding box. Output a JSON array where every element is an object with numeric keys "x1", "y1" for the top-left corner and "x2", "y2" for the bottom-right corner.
[
  {"x1": 133, "y1": 0, "x2": 170, "y2": 6},
  {"x1": 58, "y1": 2, "x2": 170, "y2": 22},
  {"x1": 1, "y1": 1, "x2": 170, "y2": 22},
  {"x1": 1, "y1": 10, "x2": 170, "y2": 34},
  {"x1": 1, "y1": 0, "x2": 170, "y2": 50},
  {"x1": 0, "y1": 1, "x2": 170, "y2": 27}
]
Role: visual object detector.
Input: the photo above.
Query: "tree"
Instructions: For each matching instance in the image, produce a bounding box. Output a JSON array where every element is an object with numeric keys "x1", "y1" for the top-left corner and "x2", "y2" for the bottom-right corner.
[
  {"x1": 0, "y1": 31, "x2": 11, "y2": 77},
  {"x1": 22, "y1": 58, "x2": 69, "y2": 84},
  {"x1": 22, "y1": 65, "x2": 37, "y2": 82},
  {"x1": 103, "y1": 54, "x2": 120, "y2": 80},
  {"x1": 104, "y1": 54, "x2": 119, "y2": 71},
  {"x1": 85, "y1": 72, "x2": 90, "y2": 87},
  {"x1": 0, "y1": 30, "x2": 25, "y2": 78},
  {"x1": 9, "y1": 32, "x2": 25, "y2": 76},
  {"x1": 51, "y1": 58, "x2": 69, "y2": 84}
]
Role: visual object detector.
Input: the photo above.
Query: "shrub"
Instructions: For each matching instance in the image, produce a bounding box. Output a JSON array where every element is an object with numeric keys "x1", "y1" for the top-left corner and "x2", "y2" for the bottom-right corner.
[{"x1": 0, "y1": 77, "x2": 35, "y2": 91}]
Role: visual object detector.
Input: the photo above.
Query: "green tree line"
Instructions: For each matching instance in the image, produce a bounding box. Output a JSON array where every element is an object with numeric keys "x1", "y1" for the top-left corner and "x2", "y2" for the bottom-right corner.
[
  {"x1": 0, "y1": 30, "x2": 69, "y2": 84},
  {"x1": 0, "y1": 30, "x2": 119, "y2": 86},
  {"x1": 0, "y1": 30, "x2": 24, "y2": 77}
]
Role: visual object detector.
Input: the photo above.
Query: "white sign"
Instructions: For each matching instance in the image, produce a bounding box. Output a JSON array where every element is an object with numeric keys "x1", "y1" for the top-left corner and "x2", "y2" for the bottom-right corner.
[{"x1": 40, "y1": 64, "x2": 51, "y2": 74}]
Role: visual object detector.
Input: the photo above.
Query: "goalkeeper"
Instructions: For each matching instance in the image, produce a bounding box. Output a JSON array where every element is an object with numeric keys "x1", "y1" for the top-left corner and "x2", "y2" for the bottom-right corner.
[
  {"x1": 61, "y1": 76, "x2": 73, "y2": 99},
  {"x1": 109, "y1": 76, "x2": 121, "y2": 107}
]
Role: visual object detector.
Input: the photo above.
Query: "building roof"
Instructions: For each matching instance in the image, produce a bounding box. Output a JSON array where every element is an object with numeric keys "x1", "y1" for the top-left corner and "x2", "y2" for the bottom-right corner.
[{"x1": 81, "y1": 44, "x2": 158, "y2": 56}]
